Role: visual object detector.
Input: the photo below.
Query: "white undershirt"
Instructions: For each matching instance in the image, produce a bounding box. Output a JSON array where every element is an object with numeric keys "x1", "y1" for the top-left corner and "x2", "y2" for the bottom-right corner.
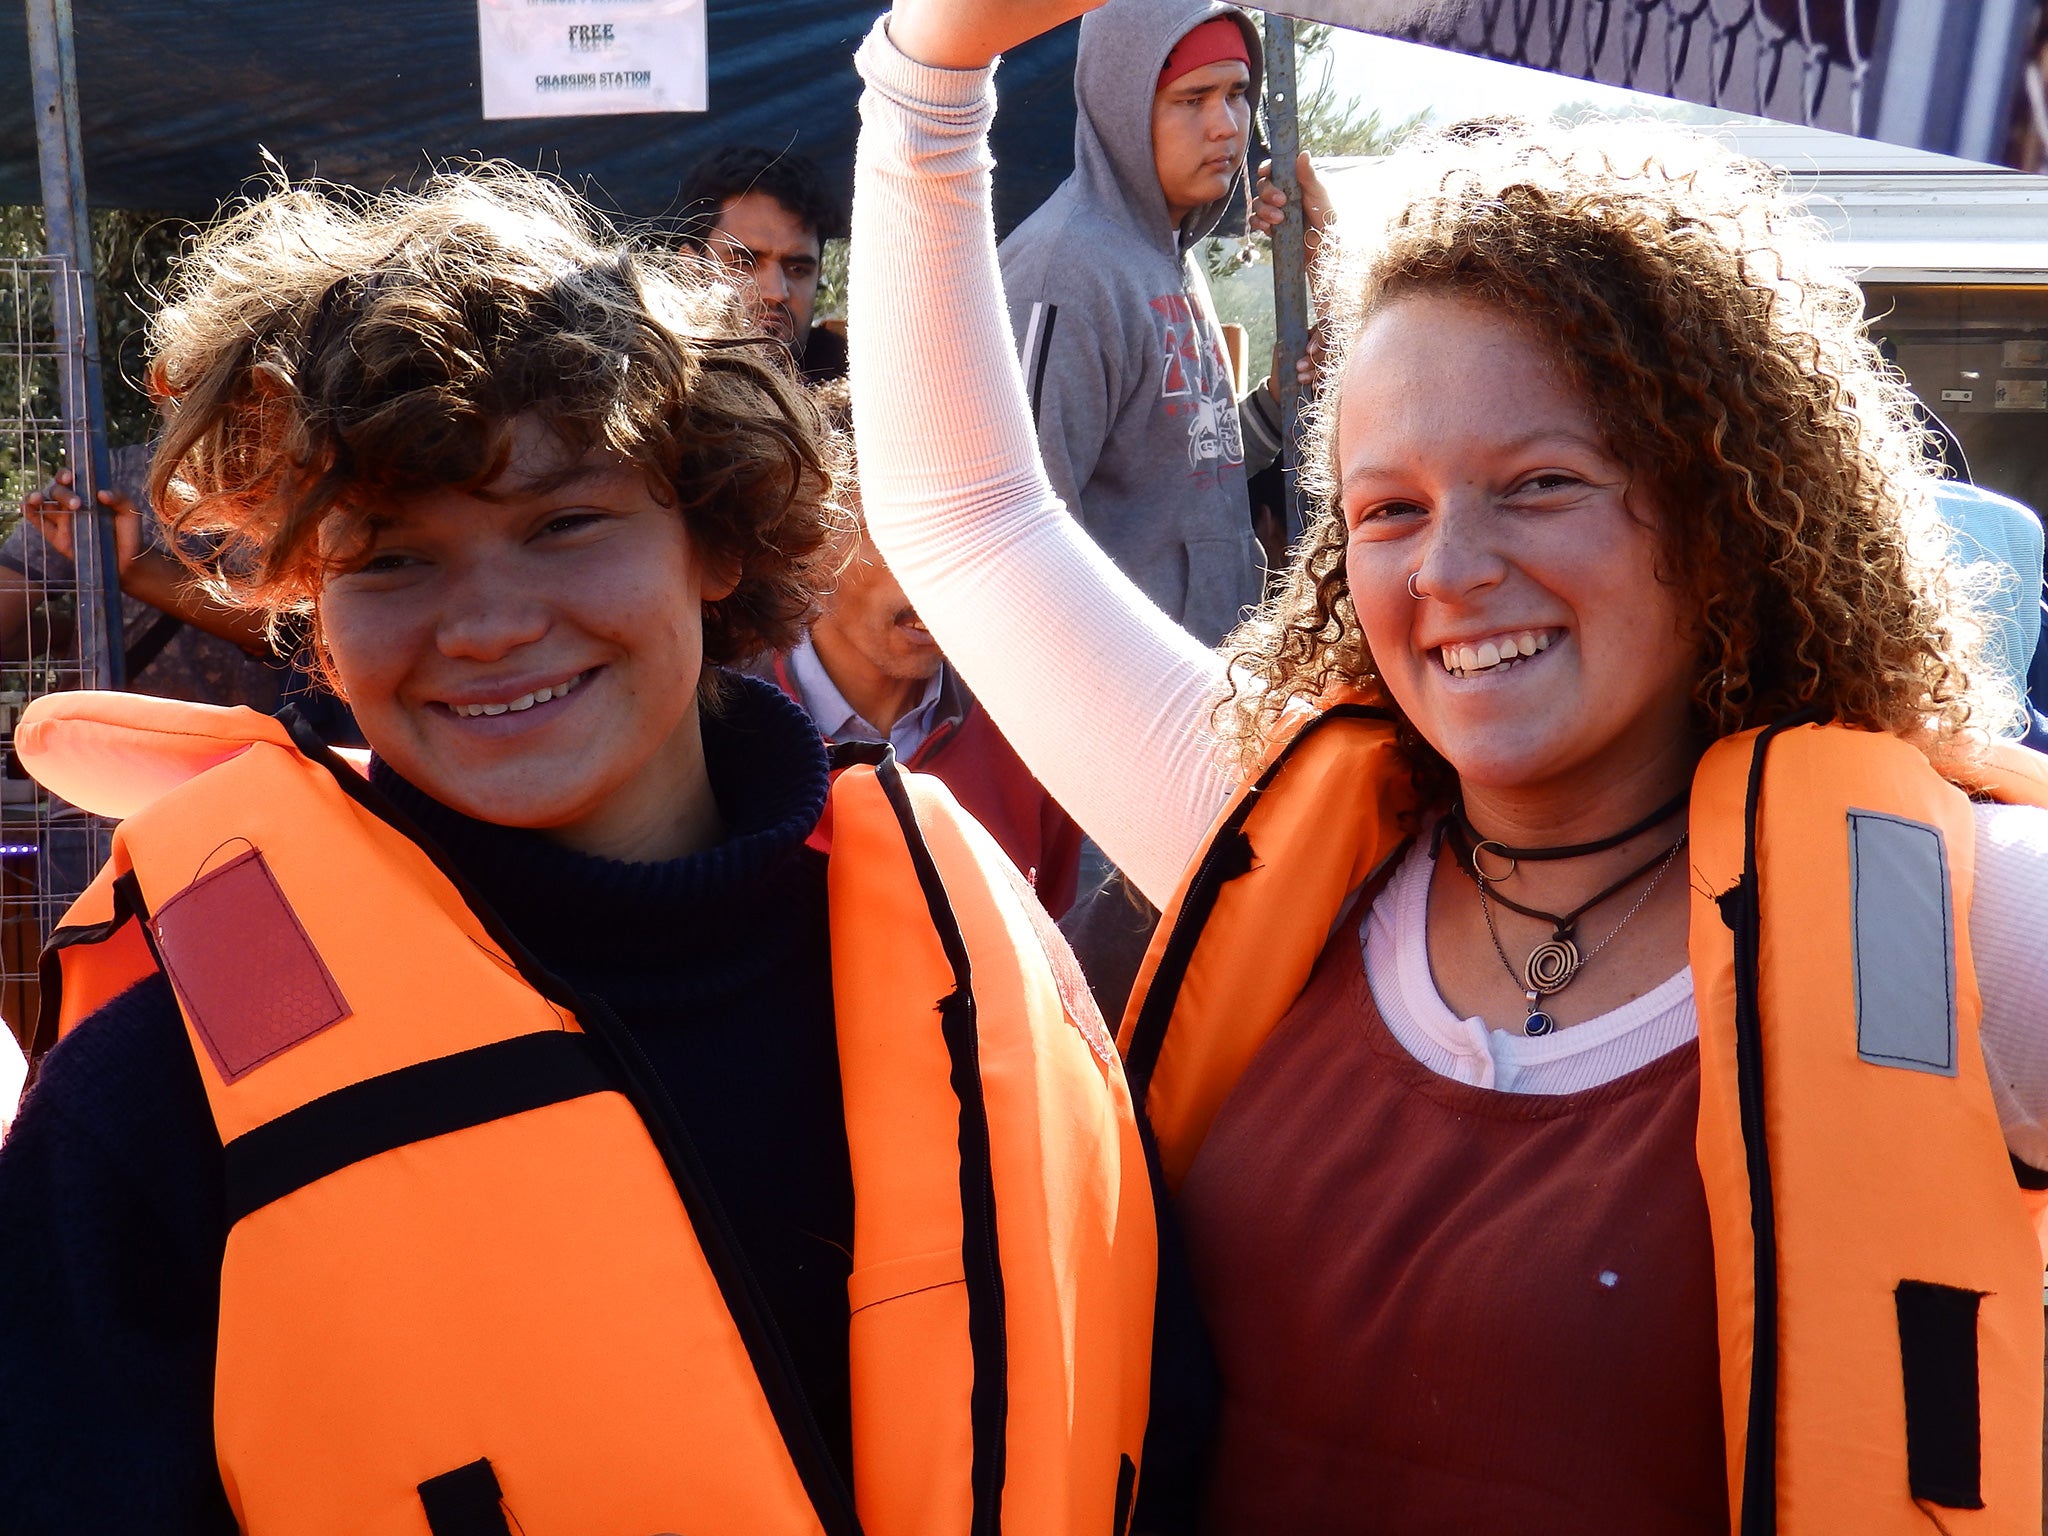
[
  {"x1": 1364, "y1": 831, "x2": 1700, "y2": 1095},
  {"x1": 847, "y1": 22, "x2": 2048, "y2": 1169},
  {"x1": 1363, "y1": 813, "x2": 2048, "y2": 1172}
]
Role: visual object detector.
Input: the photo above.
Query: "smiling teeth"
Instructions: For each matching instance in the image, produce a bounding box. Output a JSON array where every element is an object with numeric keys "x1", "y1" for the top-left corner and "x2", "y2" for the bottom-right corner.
[
  {"x1": 452, "y1": 671, "x2": 584, "y2": 718},
  {"x1": 1440, "y1": 631, "x2": 1552, "y2": 677}
]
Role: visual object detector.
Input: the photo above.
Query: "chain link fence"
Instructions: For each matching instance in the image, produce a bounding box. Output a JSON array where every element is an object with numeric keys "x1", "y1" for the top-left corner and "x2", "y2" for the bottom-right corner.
[
  {"x1": 0, "y1": 254, "x2": 115, "y2": 1039},
  {"x1": 1285, "y1": 0, "x2": 2047, "y2": 168}
]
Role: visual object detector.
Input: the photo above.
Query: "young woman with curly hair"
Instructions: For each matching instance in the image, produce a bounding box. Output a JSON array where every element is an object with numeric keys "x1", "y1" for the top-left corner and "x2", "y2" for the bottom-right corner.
[
  {"x1": 853, "y1": 1, "x2": 2048, "y2": 1530},
  {"x1": 0, "y1": 164, "x2": 1155, "y2": 1536}
]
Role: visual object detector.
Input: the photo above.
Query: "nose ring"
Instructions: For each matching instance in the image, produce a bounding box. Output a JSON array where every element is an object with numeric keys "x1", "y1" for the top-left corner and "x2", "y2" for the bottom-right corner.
[{"x1": 1407, "y1": 572, "x2": 1424, "y2": 601}]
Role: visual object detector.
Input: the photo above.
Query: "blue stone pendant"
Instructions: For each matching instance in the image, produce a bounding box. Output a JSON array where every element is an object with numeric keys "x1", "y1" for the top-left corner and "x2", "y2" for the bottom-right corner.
[{"x1": 1524, "y1": 1010, "x2": 1556, "y2": 1037}]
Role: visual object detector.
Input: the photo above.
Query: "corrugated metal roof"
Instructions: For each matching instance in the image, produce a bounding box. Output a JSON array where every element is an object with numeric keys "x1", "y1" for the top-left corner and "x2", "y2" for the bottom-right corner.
[
  {"x1": 1320, "y1": 120, "x2": 2048, "y2": 283},
  {"x1": 1707, "y1": 122, "x2": 2006, "y2": 177}
]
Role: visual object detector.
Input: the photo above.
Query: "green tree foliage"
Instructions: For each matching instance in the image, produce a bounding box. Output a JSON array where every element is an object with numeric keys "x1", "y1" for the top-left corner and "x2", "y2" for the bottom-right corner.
[
  {"x1": 1292, "y1": 23, "x2": 1432, "y2": 159},
  {"x1": 814, "y1": 235, "x2": 850, "y2": 324},
  {"x1": 0, "y1": 205, "x2": 187, "y2": 525},
  {"x1": 0, "y1": 205, "x2": 189, "y2": 446},
  {"x1": 1204, "y1": 24, "x2": 1432, "y2": 360}
]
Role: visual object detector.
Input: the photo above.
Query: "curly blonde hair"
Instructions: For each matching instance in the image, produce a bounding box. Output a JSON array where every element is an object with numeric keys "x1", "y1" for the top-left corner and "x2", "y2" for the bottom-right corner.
[
  {"x1": 1224, "y1": 117, "x2": 2006, "y2": 794},
  {"x1": 145, "y1": 162, "x2": 848, "y2": 684}
]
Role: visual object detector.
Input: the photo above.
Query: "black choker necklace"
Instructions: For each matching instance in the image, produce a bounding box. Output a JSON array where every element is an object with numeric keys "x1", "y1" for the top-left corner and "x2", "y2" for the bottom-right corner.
[
  {"x1": 1449, "y1": 790, "x2": 1687, "y2": 884},
  {"x1": 1437, "y1": 803, "x2": 1690, "y2": 1038}
]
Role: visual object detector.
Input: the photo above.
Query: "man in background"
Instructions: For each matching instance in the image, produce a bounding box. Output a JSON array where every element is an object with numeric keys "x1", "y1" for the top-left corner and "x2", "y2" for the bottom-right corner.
[
  {"x1": 1000, "y1": 0, "x2": 1274, "y2": 649},
  {"x1": 757, "y1": 384, "x2": 1084, "y2": 916},
  {"x1": 1001, "y1": 0, "x2": 1306, "y2": 1011},
  {"x1": 679, "y1": 145, "x2": 848, "y2": 384}
]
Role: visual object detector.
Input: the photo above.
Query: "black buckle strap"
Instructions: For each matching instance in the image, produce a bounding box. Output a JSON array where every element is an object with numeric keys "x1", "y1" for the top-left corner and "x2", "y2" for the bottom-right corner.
[
  {"x1": 1896, "y1": 1281, "x2": 1985, "y2": 1510},
  {"x1": 222, "y1": 1032, "x2": 611, "y2": 1225},
  {"x1": 418, "y1": 1457, "x2": 513, "y2": 1536}
]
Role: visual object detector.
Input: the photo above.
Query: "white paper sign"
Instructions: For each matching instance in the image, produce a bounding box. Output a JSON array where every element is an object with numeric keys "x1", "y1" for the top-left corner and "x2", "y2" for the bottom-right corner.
[{"x1": 478, "y1": 0, "x2": 707, "y2": 120}]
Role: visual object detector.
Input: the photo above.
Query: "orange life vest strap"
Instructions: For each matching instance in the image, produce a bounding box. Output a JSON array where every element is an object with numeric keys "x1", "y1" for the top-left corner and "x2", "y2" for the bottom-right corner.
[
  {"x1": 26, "y1": 860, "x2": 152, "y2": 1069},
  {"x1": 1118, "y1": 702, "x2": 1412, "y2": 1190},
  {"x1": 1688, "y1": 722, "x2": 2043, "y2": 1533}
]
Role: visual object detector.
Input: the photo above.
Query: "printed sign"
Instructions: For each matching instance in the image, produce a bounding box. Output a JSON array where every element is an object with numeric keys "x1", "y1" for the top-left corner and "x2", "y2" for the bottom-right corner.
[{"x1": 478, "y1": 0, "x2": 706, "y2": 120}]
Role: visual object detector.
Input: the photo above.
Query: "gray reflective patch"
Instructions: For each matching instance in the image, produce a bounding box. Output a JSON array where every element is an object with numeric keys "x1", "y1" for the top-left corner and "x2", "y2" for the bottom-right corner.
[{"x1": 1848, "y1": 811, "x2": 1957, "y2": 1076}]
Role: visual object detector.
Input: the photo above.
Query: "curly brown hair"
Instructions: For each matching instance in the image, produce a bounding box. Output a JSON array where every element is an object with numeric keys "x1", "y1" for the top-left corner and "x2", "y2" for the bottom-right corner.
[
  {"x1": 1224, "y1": 118, "x2": 2006, "y2": 794},
  {"x1": 144, "y1": 162, "x2": 847, "y2": 690}
]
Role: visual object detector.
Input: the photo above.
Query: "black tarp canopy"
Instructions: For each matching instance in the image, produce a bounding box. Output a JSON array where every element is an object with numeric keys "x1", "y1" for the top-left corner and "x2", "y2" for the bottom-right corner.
[{"x1": 0, "y1": 1, "x2": 1082, "y2": 232}]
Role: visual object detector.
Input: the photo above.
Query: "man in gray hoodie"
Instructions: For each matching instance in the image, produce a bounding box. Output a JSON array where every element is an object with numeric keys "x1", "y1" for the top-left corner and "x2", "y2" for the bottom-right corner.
[{"x1": 1001, "y1": 0, "x2": 1277, "y2": 648}]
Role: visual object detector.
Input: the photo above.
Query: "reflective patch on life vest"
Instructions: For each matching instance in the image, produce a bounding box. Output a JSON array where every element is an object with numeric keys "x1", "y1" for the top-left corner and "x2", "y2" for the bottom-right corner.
[
  {"x1": 1847, "y1": 810, "x2": 1957, "y2": 1076},
  {"x1": 151, "y1": 848, "x2": 351, "y2": 1083}
]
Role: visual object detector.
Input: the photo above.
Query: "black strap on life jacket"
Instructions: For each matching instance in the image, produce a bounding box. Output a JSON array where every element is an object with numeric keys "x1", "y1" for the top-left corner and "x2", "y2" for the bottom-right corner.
[
  {"x1": 1122, "y1": 702, "x2": 1393, "y2": 1108},
  {"x1": 868, "y1": 751, "x2": 1009, "y2": 1536},
  {"x1": 1895, "y1": 1280, "x2": 1986, "y2": 1510},
  {"x1": 417, "y1": 1457, "x2": 512, "y2": 1536},
  {"x1": 220, "y1": 1031, "x2": 614, "y2": 1225},
  {"x1": 27, "y1": 867, "x2": 149, "y2": 1076}
]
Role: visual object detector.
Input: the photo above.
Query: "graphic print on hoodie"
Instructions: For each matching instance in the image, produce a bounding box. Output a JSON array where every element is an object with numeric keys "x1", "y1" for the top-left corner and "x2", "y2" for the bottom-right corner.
[{"x1": 1000, "y1": 0, "x2": 1270, "y2": 648}]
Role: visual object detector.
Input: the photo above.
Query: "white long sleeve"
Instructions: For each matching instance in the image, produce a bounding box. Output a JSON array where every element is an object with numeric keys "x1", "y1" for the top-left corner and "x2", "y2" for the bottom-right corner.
[{"x1": 849, "y1": 21, "x2": 1233, "y2": 907}]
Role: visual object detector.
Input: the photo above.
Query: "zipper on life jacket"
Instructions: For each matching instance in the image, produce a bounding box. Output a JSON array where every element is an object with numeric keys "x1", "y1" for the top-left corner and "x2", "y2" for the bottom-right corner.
[
  {"x1": 1122, "y1": 702, "x2": 1390, "y2": 1104},
  {"x1": 279, "y1": 710, "x2": 863, "y2": 1536},
  {"x1": 1719, "y1": 709, "x2": 1821, "y2": 1536},
  {"x1": 862, "y1": 747, "x2": 1010, "y2": 1536}
]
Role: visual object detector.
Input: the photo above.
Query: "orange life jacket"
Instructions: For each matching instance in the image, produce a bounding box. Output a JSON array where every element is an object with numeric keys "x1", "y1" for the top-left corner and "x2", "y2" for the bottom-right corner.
[
  {"x1": 19, "y1": 691, "x2": 1155, "y2": 1536},
  {"x1": 1117, "y1": 700, "x2": 2048, "y2": 1536}
]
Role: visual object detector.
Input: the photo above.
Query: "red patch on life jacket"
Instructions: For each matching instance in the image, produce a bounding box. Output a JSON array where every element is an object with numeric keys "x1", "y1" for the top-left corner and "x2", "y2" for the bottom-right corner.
[{"x1": 150, "y1": 848, "x2": 350, "y2": 1083}]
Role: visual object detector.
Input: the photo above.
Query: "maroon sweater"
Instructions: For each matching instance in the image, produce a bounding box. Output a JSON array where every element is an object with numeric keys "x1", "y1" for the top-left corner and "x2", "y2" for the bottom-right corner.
[{"x1": 1176, "y1": 912, "x2": 1729, "y2": 1534}]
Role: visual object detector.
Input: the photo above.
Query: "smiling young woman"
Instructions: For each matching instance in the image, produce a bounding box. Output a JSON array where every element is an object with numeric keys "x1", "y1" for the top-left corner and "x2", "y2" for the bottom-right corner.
[
  {"x1": 0, "y1": 165, "x2": 1154, "y2": 1536},
  {"x1": 314, "y1": 423, "x2": 741, "y2": 862},
  {"x1": 853, "y1": 2, "x2": 2048, "y2": 1531}
]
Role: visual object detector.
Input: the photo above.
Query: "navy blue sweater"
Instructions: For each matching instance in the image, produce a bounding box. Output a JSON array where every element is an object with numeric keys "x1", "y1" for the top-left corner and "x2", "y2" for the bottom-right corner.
[{"x1": 0, "y1": 675, "x2": 852, "y2": 1533}]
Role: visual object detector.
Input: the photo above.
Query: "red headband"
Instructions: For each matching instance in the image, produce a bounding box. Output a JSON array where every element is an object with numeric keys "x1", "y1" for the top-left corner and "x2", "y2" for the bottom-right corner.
[{"x1": 1157, "y1": 16, "x2": 1250, "y2": 91}]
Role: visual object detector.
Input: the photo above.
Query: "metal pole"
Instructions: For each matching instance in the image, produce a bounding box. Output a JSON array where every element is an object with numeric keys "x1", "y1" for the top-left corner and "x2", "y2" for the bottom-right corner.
[
  {"x1": 1263, "y1": 12, "x2": 1310, "y2": 546},
  {"x1": 25, "y1": 0, "x2": 124, "y2": 690}
]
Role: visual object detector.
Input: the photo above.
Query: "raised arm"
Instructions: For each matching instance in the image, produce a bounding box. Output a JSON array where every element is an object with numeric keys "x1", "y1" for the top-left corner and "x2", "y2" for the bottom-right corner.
[{"x1": 849, "y1": 7, "x2": 1234, "y2": 905}]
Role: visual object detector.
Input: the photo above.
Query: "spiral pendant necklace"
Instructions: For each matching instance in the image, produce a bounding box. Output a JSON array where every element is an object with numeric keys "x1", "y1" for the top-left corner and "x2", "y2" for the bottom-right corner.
[{"x1": 1471, "y1": 836, "x2": 1687, "y2": 1037}]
